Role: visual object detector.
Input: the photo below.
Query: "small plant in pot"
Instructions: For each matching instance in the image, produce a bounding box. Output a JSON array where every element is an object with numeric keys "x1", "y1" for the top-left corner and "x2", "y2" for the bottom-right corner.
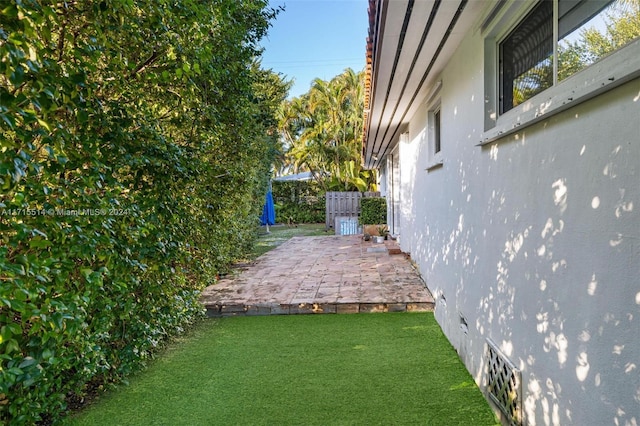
[
  {"x1": 372, "y1": 226, "x2": 387, "y2": 244},
  {"x1": 377, "y1": 225, "x2": 389, "y2": 240},
  {"x1": 360, "y1": 197, "x2": 388, "y2": 243}
]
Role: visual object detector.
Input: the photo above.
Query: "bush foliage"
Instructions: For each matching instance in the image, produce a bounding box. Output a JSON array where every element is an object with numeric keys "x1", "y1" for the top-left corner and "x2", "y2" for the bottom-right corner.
[
  {"x1": 272, "y1": 180, "x2": 325, "y2": 224},
  {"x1": 360, "y1": 197, "x2": 387, "y2": 225},
  {"x1": 0, "y1": 1, "x2": 286, "y2": 424}
]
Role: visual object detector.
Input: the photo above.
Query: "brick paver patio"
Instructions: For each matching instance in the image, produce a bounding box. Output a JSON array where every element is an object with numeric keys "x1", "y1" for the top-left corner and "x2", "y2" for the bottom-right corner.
[{"x1": 201, "y1": 235, "x2": 434, "y2": 316}]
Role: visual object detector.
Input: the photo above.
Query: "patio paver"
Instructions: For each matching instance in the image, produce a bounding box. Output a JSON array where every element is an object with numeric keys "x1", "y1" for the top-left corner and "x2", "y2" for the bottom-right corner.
[{"x1": 201, "y1": 235, "x2": 434, "y2": 317}]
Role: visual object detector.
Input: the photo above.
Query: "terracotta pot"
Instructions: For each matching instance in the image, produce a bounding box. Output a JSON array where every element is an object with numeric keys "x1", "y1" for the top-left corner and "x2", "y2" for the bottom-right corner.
[{"x1": 363, "y1": 224, "x2": 387, "y2": 236}]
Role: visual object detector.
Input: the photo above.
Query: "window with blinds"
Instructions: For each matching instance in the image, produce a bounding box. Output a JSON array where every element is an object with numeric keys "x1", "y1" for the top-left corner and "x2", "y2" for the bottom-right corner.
[{"x1": 498, "y1": 0, "x2": 639, "y2": 114}]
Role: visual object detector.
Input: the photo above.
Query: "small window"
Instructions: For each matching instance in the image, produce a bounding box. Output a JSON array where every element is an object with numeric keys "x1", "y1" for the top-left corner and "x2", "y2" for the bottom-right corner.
[
  {"x1": 499, "y1": 0, "x2": 640, "y2": 114},
  {"x1": 426, "y1": 101, "x2": 443, "y2": 171},
  {"x1": 434, "y1": 109, "x2": 441, "y2": 154}
]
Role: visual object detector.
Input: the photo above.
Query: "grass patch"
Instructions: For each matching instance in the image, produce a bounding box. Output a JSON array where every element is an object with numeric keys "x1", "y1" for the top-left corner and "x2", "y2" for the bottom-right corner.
[
  {"x1": 251, "y1": 223, "x2": 332, "y2": 258},
  {"x1": 68, "y1": 313, "x2": 498, "y2": 426}
]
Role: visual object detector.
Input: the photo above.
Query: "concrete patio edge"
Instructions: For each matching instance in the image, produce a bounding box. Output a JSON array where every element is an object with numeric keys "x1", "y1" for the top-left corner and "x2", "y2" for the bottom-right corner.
[{"x1": 205, "y1": 301, "x2": 435, "y2": 317}]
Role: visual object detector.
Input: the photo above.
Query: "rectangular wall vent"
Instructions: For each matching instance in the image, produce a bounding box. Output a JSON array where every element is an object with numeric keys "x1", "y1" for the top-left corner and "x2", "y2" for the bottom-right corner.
[{"x1": 486, "y1": 338, "x2": 522, "y2": 425}]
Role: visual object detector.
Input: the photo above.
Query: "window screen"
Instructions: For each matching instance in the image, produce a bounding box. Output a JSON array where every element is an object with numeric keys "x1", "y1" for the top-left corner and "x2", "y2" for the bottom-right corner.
[{"x1": 499, "y1": 0, "x2": 554, "y2": 114}]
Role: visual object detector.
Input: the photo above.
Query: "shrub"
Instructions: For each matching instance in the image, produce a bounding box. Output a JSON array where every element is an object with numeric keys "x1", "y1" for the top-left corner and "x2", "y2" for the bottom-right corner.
[
  {"x1": 272, "y1": 180, "x2": 325, "y2": 224},
  {"x1": 360, "y1": 197, "x2": 387, "y2": 225},
  {"x1": 0, "y1": 1, "x2": 285, "y2": 423}
]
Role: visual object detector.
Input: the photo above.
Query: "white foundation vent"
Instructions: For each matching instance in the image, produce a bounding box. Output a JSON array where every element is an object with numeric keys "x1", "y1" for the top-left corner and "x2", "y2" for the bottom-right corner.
[{"x1": 486, "y1": 338, "x2": 522, "y2": 425}]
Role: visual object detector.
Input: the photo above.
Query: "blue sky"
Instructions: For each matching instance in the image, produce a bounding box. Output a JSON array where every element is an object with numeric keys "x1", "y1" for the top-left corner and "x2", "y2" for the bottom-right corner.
[{"x1": 260, "y1": 0, "x2": 368, "y2": 98}]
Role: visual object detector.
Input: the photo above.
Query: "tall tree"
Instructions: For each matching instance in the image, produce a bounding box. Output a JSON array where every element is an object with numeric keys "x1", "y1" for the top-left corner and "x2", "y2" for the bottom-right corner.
[{"x1": 278, "y1": 69, "x2": 375, "y2": 192}]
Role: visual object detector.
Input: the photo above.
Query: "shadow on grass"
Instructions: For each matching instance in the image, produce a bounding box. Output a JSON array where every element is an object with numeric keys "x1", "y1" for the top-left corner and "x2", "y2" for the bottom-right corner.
[{"x1": 68, "y1": 313, "x2": 499, "y2": 426}]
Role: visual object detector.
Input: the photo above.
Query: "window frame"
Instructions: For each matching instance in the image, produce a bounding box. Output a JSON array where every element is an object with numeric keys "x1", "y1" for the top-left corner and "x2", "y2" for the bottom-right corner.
[
  {"x1": 498, "y1": 0, "x2": 554, "y2": 114},
  {"x1": 480, "y1": 0, "x2": 640, "y2": 145},
  {"x1": 434, "y1": 108, "x2": 442, "y2": 154},
  {"x1": 426, "y1": 98, "x2": 444, "y2": 171}
]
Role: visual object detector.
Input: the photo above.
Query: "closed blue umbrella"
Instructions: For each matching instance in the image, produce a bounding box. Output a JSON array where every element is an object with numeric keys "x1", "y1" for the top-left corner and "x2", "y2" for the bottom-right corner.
[{"x1": 260, "y1": 189, "x2": 276, "y2": 232}]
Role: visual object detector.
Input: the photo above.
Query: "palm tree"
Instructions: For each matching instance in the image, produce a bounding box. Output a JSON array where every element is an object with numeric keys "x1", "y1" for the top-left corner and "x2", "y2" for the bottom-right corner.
[{"x1": 279, "y1": 68, "x2": 375, "y2": 192}]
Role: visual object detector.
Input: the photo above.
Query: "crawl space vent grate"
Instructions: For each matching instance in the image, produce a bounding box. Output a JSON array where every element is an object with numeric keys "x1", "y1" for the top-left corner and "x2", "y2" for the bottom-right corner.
[{"x1": 486, "y1": 338, "x2": 522, "y2": 425}]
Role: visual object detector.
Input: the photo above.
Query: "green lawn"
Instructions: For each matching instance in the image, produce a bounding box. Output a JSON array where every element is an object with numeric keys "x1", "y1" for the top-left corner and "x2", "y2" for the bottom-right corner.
[{"x1": 67, "y1": 313, "x2": 498, "y2": 426}]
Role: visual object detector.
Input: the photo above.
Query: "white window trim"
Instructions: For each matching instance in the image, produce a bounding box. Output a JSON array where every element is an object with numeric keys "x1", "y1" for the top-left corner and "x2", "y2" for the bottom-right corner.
[
  {"x1": 480, "y1": 1, "x2": 640, "y2": 146},
  {"x1": 425, "y1": 82, "x2": 444, "y2": 171},
  {"x1": 426, "y1": 104, "x2": 444, "y2": 171}
]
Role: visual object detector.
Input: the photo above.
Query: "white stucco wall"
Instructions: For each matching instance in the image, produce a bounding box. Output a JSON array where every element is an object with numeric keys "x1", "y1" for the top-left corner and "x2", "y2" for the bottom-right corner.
[{"x1": 384, "y1": 22, "x2": 640, "y2": 426}]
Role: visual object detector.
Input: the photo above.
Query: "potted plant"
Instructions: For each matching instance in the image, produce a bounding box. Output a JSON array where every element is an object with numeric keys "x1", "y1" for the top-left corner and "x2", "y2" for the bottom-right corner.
[{"x1": 377, "y1": 225, "x2": 389, "y2": 240}]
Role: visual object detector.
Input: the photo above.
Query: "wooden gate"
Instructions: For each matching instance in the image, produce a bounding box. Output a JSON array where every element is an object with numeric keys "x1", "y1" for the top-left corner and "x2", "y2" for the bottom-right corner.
[{"x1": 325, "y1": 191, "x2": 380, "y2": 230}]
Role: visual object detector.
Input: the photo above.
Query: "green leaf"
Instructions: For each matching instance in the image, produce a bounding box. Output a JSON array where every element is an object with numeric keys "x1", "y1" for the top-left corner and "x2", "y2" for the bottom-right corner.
[
  {"x1": 1, "y1": 5, "x2": 18, "y2": 18},
  {"x1": 77, "y1": 109, "x2": 89, "y2": 124},
  {"x1": 19, "y1": 357, "x2": 38, "y2": 369},
  {"x1": 29, "y1": 238, "x2": 52, "y2": 249},
  {"x1": 4, "y1": 263, "x2": 26, "y2": 276},
  {"x1": 0, "y1": 113, "x2": 15, "y2": 129},
  {"x1": 37, "y1": 118, "x2": 51, "y2": 131},
  {"x1": 9, "y1": 65, "x2": 25, "y2": 85},
  {"x1": 7, "y1": 367, "x2": 24, "y2": 375}
]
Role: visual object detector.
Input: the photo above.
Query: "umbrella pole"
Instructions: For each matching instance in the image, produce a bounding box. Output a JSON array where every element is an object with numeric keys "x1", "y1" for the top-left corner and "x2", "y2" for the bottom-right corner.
[{"x1": 266, "y1": 223, "x2": 270, "y2": 233}]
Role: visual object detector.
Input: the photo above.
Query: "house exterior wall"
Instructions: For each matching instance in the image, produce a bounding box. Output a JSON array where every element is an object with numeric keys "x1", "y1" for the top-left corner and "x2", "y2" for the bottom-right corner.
[
  {"x1": 378, "y1": 160, "x2": 388, "y2": 197},
  {"x1": 382, "y1": 22, "x2": 640, "y2": 426}
]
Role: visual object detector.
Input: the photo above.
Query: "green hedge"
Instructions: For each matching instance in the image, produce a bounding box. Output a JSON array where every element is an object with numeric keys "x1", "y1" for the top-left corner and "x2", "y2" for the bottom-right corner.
[
  {"x1": 360, "y1": 197, "x2": 387, "y2": 225},
  {"x1": 0, "y1": 2, "x2": 284, "y2": 424},
  {"x1": 272, "y1": 180, "x2": 325, "y2": 224}
]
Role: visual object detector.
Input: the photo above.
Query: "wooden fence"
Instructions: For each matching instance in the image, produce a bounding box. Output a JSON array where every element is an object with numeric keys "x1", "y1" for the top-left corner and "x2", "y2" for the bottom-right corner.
[{"x1": 325, "y1": 191, "x2": 380, "y2": 230}]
